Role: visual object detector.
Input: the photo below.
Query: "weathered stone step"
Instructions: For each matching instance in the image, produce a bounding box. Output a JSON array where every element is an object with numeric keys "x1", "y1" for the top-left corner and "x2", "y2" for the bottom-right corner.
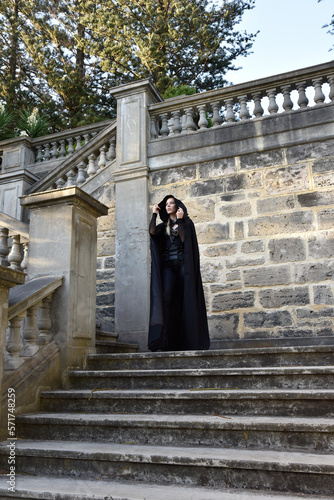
[
  {"x1": 95, "y1": 340, "x2": 139, "y2": 354},
  {"x1": 39, "y1": 388, "x2": 334, "y2": 417},
  {"x1": 67, "y1": 366, "x2": 334, "y2": 390},
  {"x1": 16, "y1": 413, "x2": 334, "y2": 452},
  {"x1": 0, "y1": 475, "x2": 328, "y2": 500},
  {"x1": 86, "y1": 345, "x2": 334, "y2": 371},
  {"x1": 0, "y1": 441, "x2": 333, "y2": 496},
  {"x1": 95, "y1": 330, "x2": 118, "y2": 342}
]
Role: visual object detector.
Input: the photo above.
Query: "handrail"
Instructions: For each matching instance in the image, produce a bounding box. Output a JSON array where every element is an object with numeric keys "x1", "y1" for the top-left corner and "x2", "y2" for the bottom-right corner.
[
  {"x1": 28, "y1": 120, "x2": 117, "y2": 194},
  {"x1": 0, "y1": 212, "x2": 29, "y2": 242},
  {"x1": 148, "y1": 61, "x2": 334, "y2": 138},
  {"x1": 149, "y1": 61, "x2": 334, "y2": 114},
  {"x1": 8, "y1": 275, "x2": 63, "y2": 320}
]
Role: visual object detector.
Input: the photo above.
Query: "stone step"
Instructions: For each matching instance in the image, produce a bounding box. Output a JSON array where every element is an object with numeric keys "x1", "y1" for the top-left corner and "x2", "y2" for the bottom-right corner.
[
  {"x1": 95, "y1": 330, "x2": 118, "y2": 342},
  {"x1": 39, "y1": 388, "x2": 334, "y2": 417},
  {"x1": 0, "y1": 441, "x2": 333, "y2": 496},
  {"x1": 0, "y1": 475, "x2": 328, "y2": 500},
  {"x1": 86, "y1": 345, "x2": 334, "y2": 371},
  {"x1": 16, "y1": 413, "x2": 334, "y2": 453},
  {"x1": 67, "y1": 366, "x2": 334, "y2": 390},
  {"x1": 95, "y1": 340, "x2": 139, "y2": 354}
]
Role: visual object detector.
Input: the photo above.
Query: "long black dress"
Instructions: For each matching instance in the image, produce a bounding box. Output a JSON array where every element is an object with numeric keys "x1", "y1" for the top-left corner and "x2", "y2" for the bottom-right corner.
[{"x1": 148, "y1": 195, "x2": 210, "y2": 351}]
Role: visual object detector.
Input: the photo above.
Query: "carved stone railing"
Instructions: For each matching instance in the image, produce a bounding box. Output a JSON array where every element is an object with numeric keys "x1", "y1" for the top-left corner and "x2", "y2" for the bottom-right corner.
[
  {"x1": 149, "y1": 61, "x2": 334, "y2": 138},
  {"x1": 0, "y1": 213, "x2": 29, "y2": 272},
  {"x1": 29, "y1": 120, "x2": 117, "y2": 194},
  {"x1": 31, "y1": 120, "x2": 114, "y2": 164},
  {"x1": 5, "y1": 276, "x2": 63, "y2": 370}
]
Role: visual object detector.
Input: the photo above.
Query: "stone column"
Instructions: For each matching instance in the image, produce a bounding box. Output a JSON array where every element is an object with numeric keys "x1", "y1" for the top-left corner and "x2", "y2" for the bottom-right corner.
[
  {"x1": 20, "y1": 187, "x2": 108, "y2": 370},
  {"x1": 111, "y1": 79, "x2": 162, "y2": 350},
  {"x1": 0, "y1": 267, "x2": 25, "y2": 428}
]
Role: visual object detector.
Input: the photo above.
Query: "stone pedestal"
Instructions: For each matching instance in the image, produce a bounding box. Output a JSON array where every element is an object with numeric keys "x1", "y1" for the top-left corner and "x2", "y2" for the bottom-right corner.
[
  {"x1": 0, "y1": 266, "x2": 25, "y2": 428},
  {"x1": 0, "y1": 137, "x2": 38, "y2": 221},
  {"x1": 111, "y1": 80, "x2": 162, "y2": 351},
  {"x1": 20, "y1": 187, "x2": 108, "y2": 370}
]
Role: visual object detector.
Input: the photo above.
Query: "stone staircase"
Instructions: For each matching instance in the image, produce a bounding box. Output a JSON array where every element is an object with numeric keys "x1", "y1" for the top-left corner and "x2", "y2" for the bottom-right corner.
[{"x1": 0, "y1": 342, "x2": 334, "y2": 499}]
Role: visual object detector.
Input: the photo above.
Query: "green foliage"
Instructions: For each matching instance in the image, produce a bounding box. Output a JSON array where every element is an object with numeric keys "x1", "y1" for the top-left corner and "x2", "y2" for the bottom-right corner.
[
  {"x1": 16, "y1": 108, "x2": 50, "y2": 138},
  {"x1": 0, "y1": 0, "x2": 257, "y2": 131},
  {"x1": 0, "y1": 103, "x2": 15, "y2": 140},
  {"x1": 162, "y1": 85, "x2": 197, "y2": 99}
]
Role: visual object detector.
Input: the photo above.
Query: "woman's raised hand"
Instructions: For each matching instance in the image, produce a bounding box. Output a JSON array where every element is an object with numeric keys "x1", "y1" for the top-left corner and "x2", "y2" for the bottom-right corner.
[
  {"x1": 177, "y1": 207, "x2": 184, "y2": 219},
  {"x1": 153, "y1": 204, "x2": 160, "y2": 214}
]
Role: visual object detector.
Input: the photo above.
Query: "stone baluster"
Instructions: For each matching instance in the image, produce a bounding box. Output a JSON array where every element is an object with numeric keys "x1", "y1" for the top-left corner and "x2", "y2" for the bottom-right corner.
[
  {"x1": 87, "y1": 153, "x2": 97, "y2": 177},
  {"x1": 281, "y1": 85, "x2": 294, "y2": 112},
  {"x1": 5, "y1": 314, "x2": 26, "y2": 370},
  {"x1": 76, "y1": 161, "x2": 87, "y2": 185},
  {"x1": 66, "y1": 169, "x2": 76, "y2": 187},
  {"x1": 328, "y1": 74, "x2": 334, "y2": 101},
  {"x1": 91, "y1": 132, "x2": 98, "y2": 138},
  {"x1": 75, "y1": 135, "x2": 82, "y2": 150},
  {"x1": 252, "y1": 92, "x2": 264, "y2": 118},
  {"x1": 55, "y1": 177, "x2": 66, "y2": 188},
  {"x1": 67, "y1": 137, "x2": 75, "y2": 155},
  {"x1": 21, "y1": 242, "x2": 29, "y2": 272},
  {"x1": 267, "y1": 89, "x2": 279, "y2": 114},
  {"x1": 150, "y1": 116, "x2": 158, "y2": 138},
  {"x1": 107, "y1": 137, "x2": 116, "y2": 160},
  {"x1": 238, "y1": 96, "x2": 250, "y2": 120},
  {"x1": 98, "y1": 145, "x2": 107, "y2": 169},
  {"x1": 44, "y1": 143, "x2": 51, "y2": 161},
  {"x1": 83, "y1": 133, "x2": 90, "y2": 145},
  {"x1": 198, "y1": 104, "x2": 209, "y2": 129},
  {"x1": 8, "y1": 235, "x2": 22, "y2": 271},
  {"x1": 225, "y1": 98, "x2": 236, "y2": 123},
  {"x1": 171, "y1": 111, "x2": 182, "y2": 134},
  {"x1": 51, "y1": 141, "x2": 58, "y2": 159},
  {"x1": 184, "y1": 108, "x2": 197, "y2": 131},
  {"x1": 159, "y1": 114, "x2": 169, "y2": 137},
  {"x1": 210, "y1": 102, "x2": 223, "y2": 127},
  {"x1": 59, "y1": 139, "x2": 66, "y2": 158},
  {"x1": 296, "y1": 82, "x2": 309, "y2": 108},
  {"x1": 36, "y1": 145, "x2": 43, "y2": 163},
  {"x1": 0, "y1": 228, "x2": 9, "y2": 266},
  {"x1": 313, "y1": 77, "x2": 326, "y2": 104},
  {"x1": 21, "y1": 305, "x2": 40, "y2": 357},
  {"x1": 37, "y1": 295, "x2": 52, "y2": 345}
]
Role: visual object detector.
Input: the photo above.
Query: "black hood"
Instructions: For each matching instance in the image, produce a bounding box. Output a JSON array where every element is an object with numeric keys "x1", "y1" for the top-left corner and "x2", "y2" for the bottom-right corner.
[{"x1": 157, "y1": 195, "x2": 188, "y2": 223}]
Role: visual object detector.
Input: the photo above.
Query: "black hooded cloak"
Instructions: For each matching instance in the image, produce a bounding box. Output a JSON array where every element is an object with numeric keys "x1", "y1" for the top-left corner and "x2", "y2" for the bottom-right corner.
[{"x1": 148, "y1": 195, "x2": 210, "y2": 351}]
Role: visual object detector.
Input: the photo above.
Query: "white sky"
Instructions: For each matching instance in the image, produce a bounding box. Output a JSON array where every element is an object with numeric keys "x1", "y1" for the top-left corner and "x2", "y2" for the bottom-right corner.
[{"x1": 225, "y1": 0, "x2": 334, "y2": 84}]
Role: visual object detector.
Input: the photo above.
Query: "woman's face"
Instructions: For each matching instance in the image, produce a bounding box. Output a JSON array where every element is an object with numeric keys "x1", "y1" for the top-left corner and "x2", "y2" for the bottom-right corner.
[{"x1": 166, "y1": 197, "x2": 177, "y2": 217}]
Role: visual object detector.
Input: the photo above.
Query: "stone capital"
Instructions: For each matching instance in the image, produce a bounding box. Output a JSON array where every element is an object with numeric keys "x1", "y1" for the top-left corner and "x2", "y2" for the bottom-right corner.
[{"x1": 20, "y1": 186, "x2": 108, "y2": 219}]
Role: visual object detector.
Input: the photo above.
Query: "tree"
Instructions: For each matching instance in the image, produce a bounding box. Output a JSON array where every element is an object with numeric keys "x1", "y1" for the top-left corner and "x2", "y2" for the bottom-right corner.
[
  {"x1": 318, "y1": 0, "x2": 334, "y2": 49},
  {"x1": 83, "y1": 0, "x2": 257, "y2": 94},
  {"x1": 0, "y1": 0, "x2": 257, "y2": 130}
]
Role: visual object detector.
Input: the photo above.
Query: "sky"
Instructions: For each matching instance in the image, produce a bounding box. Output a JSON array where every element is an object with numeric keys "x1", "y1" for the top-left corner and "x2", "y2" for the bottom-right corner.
[{"x1": 225, "y1": 0, "x2": 334, "y2": 85}]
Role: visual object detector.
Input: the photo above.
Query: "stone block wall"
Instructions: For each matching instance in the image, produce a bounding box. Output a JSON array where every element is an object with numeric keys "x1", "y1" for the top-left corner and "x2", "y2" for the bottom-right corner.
[
  {"x1": 92, "y1": 180, "x2": 116, "y2": 331},
  {"x1": 149, "y1": 138, "x2": 334, "y2": 347}
]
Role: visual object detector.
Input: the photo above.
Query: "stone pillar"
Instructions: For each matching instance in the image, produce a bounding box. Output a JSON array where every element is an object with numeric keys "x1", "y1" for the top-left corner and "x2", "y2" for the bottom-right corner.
[
  {"x1": 0, "y1": 137, "x2": 38, "y2": 221},
  {"x1": 20, "y1": 187, "x2": 108, "y2": 370},
  {"x1": 0, "y1": 267, "x2": 25, "y2": 428},
  {"x1": 111, "y1": 79, "x2": 162, "y2": 350}
]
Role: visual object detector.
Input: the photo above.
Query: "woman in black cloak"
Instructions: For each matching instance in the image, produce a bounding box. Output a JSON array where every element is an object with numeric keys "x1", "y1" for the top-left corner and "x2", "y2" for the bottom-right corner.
[{"x1": 148, "y1": 195, "x2": 210, "y2": 352}]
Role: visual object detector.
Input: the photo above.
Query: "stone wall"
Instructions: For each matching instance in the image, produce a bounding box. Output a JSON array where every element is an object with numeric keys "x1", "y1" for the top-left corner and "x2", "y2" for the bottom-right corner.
[
  {"x1": 92, "y1": 180, "x2": 116, "y2": 331},
  {"x1": 149, "y1": 131, "x2": 334, "y2": 348}
]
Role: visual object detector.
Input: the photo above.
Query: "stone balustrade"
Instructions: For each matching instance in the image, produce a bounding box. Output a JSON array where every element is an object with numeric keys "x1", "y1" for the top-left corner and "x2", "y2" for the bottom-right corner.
[
  {"x1": 149, "y1": 61, "x2": 334, "y2": 138},
  {"x1": 31, "y1": 120, "x2": 114, "y2": 164},
  {"x1": 5, "y1": 276, "x2": 63, "y2": 370},
  {"x1": 30, "y1": 121, "x2": 117, "y2": 194},
  {"x1": 0, "y1": 213, "x2": 29, "y2": 272}
]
